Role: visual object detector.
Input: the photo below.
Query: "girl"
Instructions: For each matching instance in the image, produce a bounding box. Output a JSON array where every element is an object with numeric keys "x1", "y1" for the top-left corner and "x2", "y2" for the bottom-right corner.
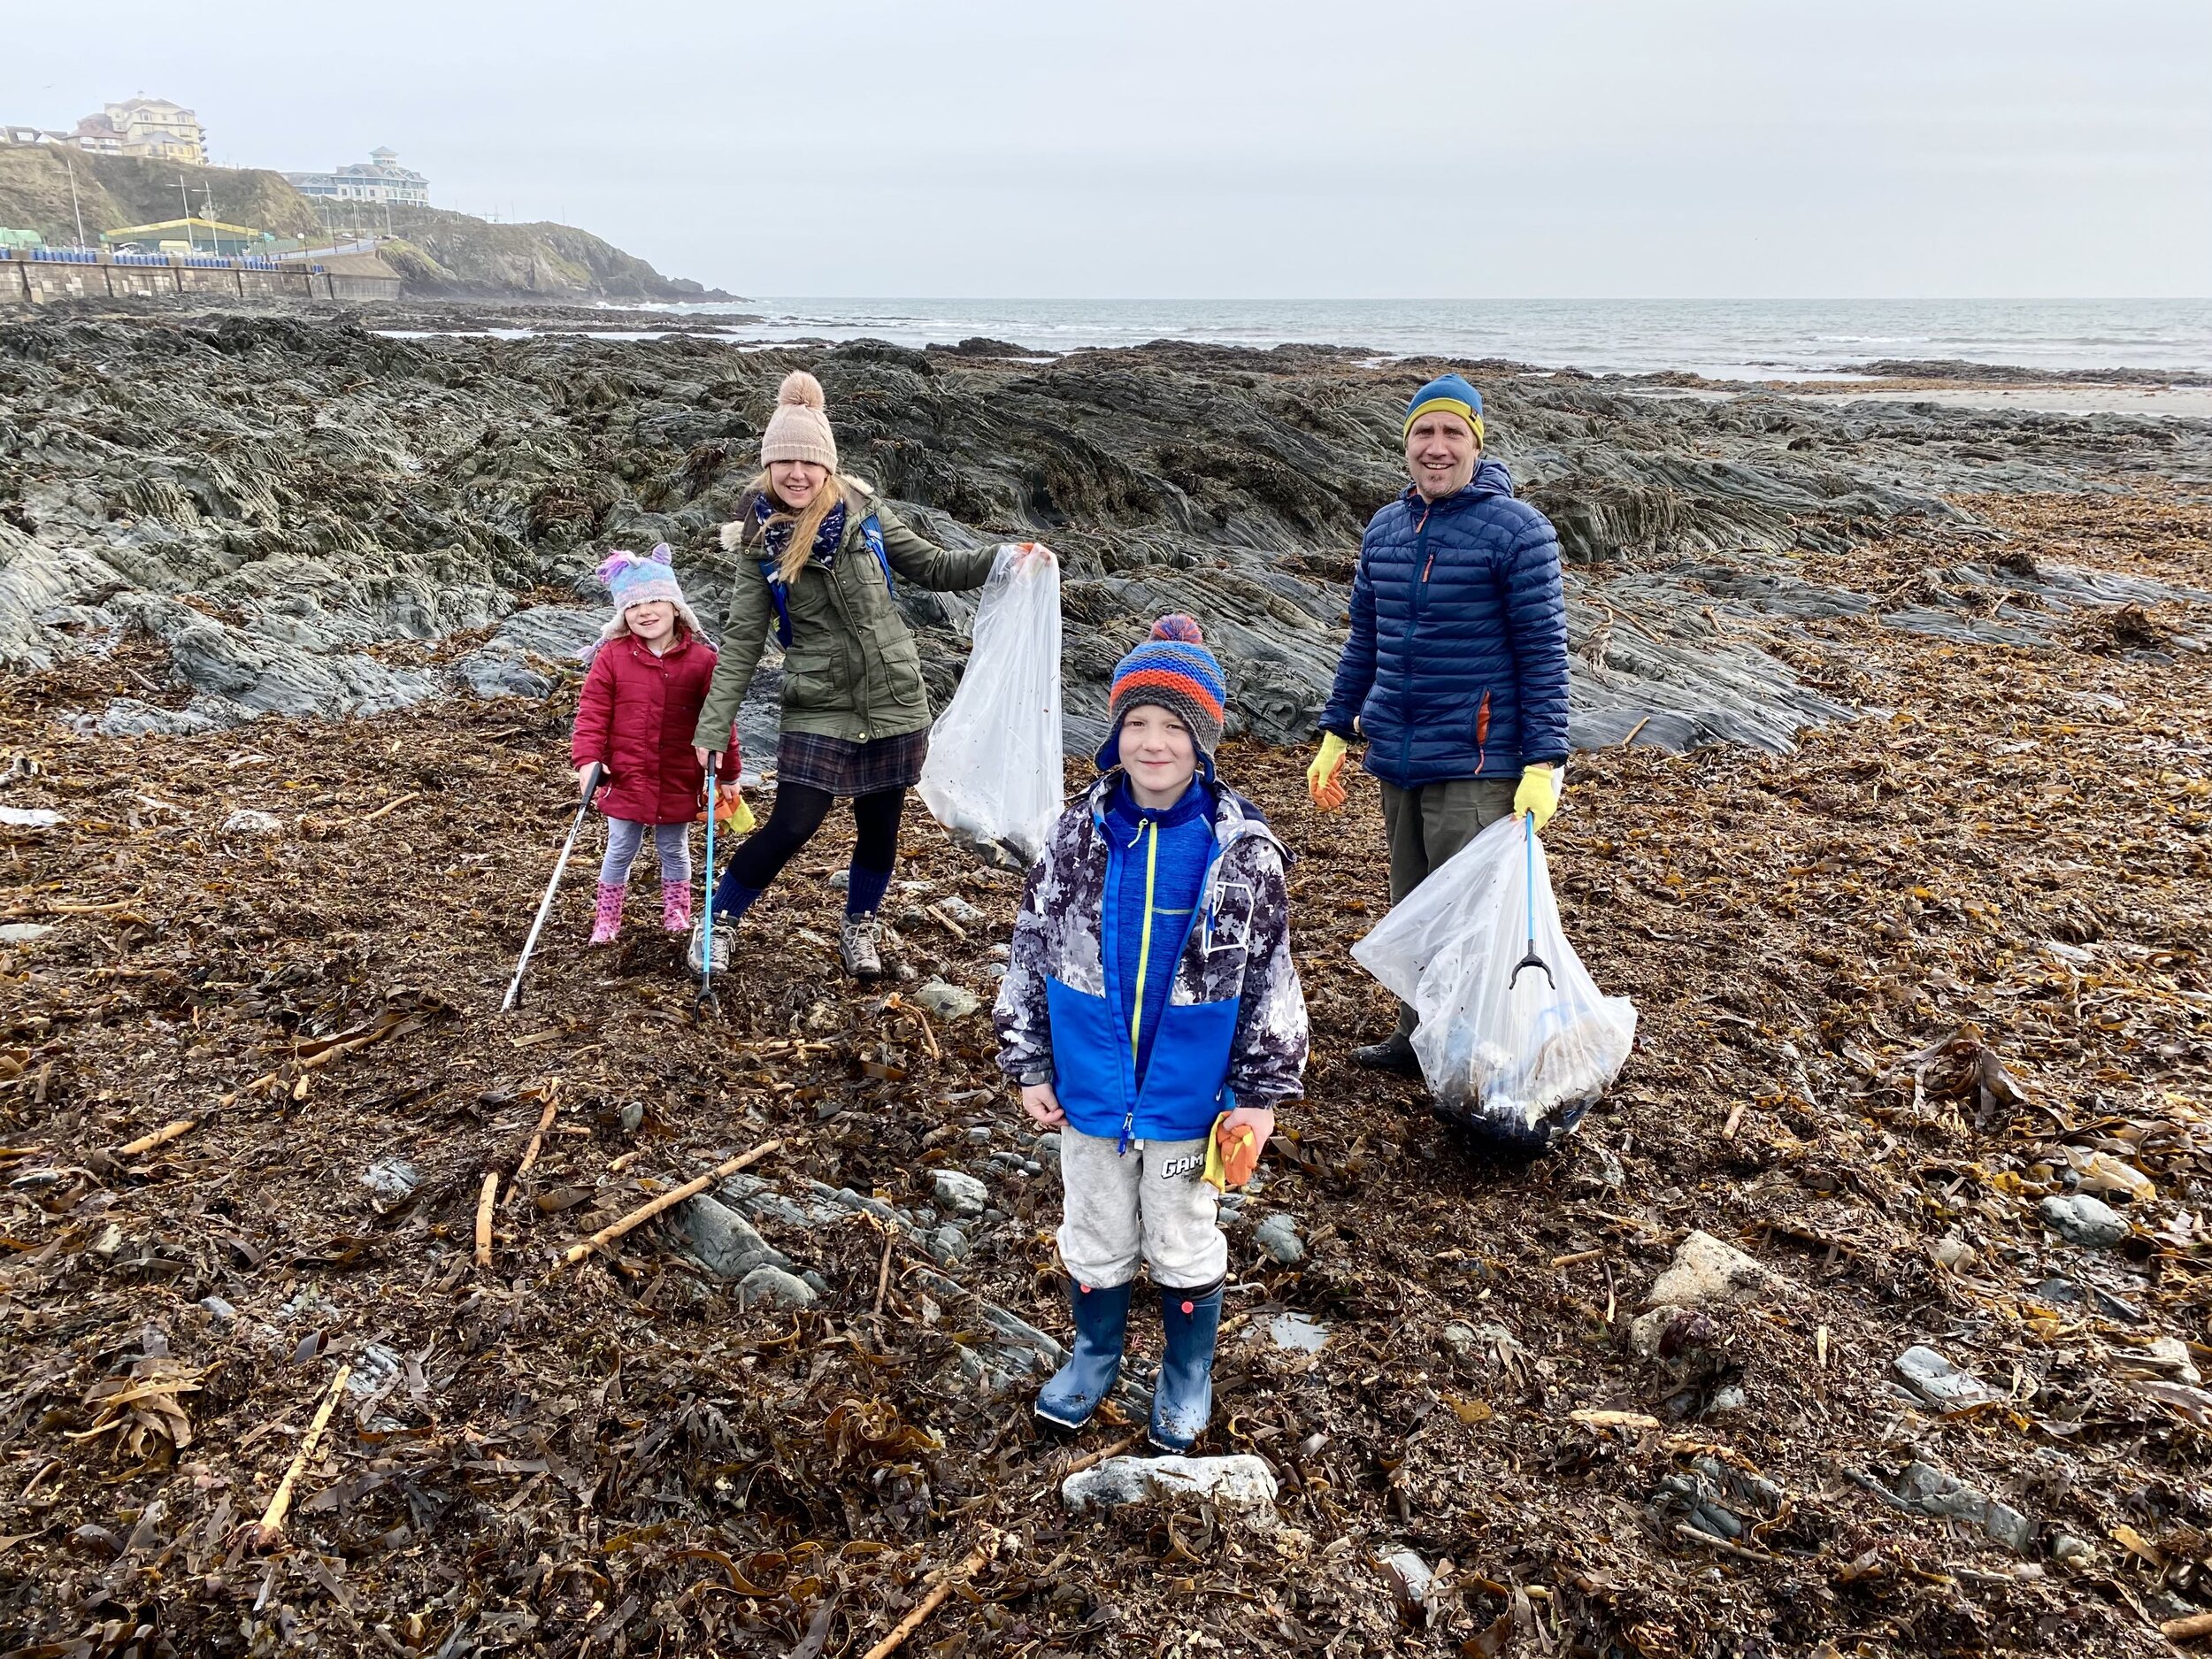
[
  {"x1": 572, "y1": 545, "x2": 737, "y2": 945},
  {"x1": 691, "y1": 369, "x2": 1041, "y2": 978}
]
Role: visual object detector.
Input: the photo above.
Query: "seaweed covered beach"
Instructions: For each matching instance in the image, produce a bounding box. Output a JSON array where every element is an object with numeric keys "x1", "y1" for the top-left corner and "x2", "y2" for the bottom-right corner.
[{"x1": 2, "y1": 306, "x2": 2211, "y2": 1656}]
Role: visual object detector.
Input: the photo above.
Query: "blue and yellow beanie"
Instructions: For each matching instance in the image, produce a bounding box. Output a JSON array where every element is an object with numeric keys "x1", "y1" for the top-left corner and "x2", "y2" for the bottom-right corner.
[
  {"x1": 1094, "y1": 615, "x2": 1229, "y2": 769},
  {"x1": 1405, "y1": 373, "x2": 1484, "y2": 444}
]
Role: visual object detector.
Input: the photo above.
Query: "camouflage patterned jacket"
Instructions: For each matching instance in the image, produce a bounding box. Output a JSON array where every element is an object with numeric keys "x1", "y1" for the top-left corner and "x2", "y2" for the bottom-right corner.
[{"x1": 994, "y1": 772, "x2": 1308, "y2": 1143}]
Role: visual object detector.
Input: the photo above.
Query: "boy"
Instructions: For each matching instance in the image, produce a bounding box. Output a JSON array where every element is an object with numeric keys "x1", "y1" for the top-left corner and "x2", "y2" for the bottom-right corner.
[{"x1": 994, "y1": 616, "x2": 1308, "y2": 1451}]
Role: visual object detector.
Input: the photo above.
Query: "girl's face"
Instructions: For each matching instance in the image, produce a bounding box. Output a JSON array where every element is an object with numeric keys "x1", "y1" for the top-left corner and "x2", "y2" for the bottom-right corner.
[
  {"x1": 770, "y1": 460, "x2": 827, "y2": 509},
  {"x1": 625, "y1": 599, "x2": 677, "y2": 644},
  {"x1": 1118, "y1": 704, "x2": 1199, "y2": 809}
]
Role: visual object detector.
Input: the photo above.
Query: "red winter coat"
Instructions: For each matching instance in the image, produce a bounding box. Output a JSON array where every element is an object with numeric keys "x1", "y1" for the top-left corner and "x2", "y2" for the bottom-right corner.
[{"x1": 570, "y1": 629, "x2": 733, "y2": 825}]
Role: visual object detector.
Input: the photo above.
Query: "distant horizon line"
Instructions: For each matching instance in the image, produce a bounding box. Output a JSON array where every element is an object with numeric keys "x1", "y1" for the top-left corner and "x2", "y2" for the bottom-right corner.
[{"x1": 683, "y1": 294, "x2": 2212, "y2": 307}]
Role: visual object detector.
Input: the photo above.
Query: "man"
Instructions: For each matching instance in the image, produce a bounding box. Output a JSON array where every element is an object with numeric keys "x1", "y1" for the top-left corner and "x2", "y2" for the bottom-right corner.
[{"x1": 1309, "y1": 373, "x2": 1571, "y2": 1076}]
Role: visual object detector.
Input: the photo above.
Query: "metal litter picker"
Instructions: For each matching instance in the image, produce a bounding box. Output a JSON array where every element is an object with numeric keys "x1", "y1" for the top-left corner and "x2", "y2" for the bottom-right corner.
[{"x1": 501, "y1": 761, "x2": 602, "y2": 1013}]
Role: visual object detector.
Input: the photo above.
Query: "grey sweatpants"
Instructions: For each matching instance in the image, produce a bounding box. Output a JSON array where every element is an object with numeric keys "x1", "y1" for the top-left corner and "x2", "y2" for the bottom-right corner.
[
  {"x1": 600, "y1": 818, "x2": 691, "y2": 887},
  {"x1": 1057, "y1": 1126, "x2": 1226, "y2": 1292},
  {"x1": 1379, "y1": 778, "x2": 1520, "y2": 1039}
]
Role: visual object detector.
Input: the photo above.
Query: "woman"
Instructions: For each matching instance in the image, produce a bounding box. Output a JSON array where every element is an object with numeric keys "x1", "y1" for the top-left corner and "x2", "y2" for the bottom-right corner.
[{"x1": 690, "y1": 368, "x2": 1024, "y2": 978}]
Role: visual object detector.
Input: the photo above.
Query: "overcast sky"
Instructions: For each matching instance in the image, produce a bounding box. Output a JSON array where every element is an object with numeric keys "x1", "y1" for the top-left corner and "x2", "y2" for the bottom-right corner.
[{"x1": 7, "y1": 0, "x2": 2207, "y2": 297}]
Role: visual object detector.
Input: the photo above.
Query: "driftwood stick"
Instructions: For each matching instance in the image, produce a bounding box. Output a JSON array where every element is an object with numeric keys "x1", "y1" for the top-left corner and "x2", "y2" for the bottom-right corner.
[
  {"x1": 360, "y1": 791, "x2": 420, "y2": 824},
  {"x1": 872, "y1": 1225, "x2": 895, "y2": 1316},
  {"x1": 1672, "y1": 1521, "x2": 1776, "y2": 1565},
  {"x1": 117, "y1": 1118, "x2": 196, "y2": 1158},
  {"x1": 253, "y1": 1363, "x2": 352, "y2": 1549},
  {"x1": 514, "y1": 1084, "x2": 562, "y2": 1179},
  {"x1": 2163, "y1": 1613, "x2": 2212, "y2": 1642},
  {"x1": 1062, "y1": 1430, "x2": 1143, "y2": 1477},
  {"x1": 475, "y1": 1173, "x2": 499, "y2": 1266},
  {"x1": 561, "y1": 1140, "x2": 782, "y2": 1266},
  {"x1": 860, "y1": 1532, "x2": 996, "y2": 1659}
]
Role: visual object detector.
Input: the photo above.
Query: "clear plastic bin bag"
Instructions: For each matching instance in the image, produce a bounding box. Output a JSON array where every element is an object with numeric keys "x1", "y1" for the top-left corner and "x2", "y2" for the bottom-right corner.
[
  {"x1": 917, "y1": 545, "x2": 1064, "y2": 870},
  {"x1": 1352, "y1": 815, "x2": 1635, "y2": 1144}
]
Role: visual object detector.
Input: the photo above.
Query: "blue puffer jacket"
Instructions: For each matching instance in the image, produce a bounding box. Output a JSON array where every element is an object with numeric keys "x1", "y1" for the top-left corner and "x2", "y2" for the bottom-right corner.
[{"x1": 1318, "y1": 461, "x2": 1571, "y2": 787}]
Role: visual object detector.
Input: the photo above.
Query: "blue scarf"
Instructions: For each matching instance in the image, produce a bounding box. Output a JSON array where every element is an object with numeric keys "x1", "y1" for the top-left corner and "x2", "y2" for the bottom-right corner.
[{"x1": 753, "y1": 494, "x2": 847, "y2": 572}]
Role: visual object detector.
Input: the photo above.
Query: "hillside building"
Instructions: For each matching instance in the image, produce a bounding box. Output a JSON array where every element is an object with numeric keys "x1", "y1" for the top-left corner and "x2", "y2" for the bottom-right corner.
[
  {"x1": 285, "y1": 149, "x2": 430, "y2": 208},
  {"x1": 73, "y1": 100, "x2": 206, "y2": 165}
]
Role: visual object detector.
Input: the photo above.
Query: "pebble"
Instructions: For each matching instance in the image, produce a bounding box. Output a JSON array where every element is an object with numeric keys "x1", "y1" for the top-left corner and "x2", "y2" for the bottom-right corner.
[
  {"x1": 1440, "y1": 1321, "x2": 1479, "y2": 1359},
  {"x1": 1252, "y1": 1213, "x2": 1306, "y2": 1265},
  {"x1": 199, "y1": 1296, "x2": 237, "y2": 1326},
  {"x1": 737, "y1": 1266, "x2": 817, "y2": 1310},
  {"x1": 914, "y1": 979, "x2": 981, "y2": 1020},
  {"x1": 678, "y1": 1194, "x2": 786, "y2": 1280},
  {"x1": 2039, "y1": 1193, "x2": 2130, "y2": 1248},
  {"x1": 966, "y1": 1126, "x2": 993, "y2": 1144},
  {"x1": 222, "y1": 808, "x2": 283, "y2": 835},
  {"x1": 929, "y1": 1225, "x2": 970, "y2": 1264},
  {"x1": 359, "y1": 1156, "x2": 423, "y2": 1202},
  {"x1": 1062, "y1": 1453, "x2": 1278, "y2": 1513},
  {"x1": 933, "y1": 1169, "x2": 989, "y2": 1218},
  {"x1": 2052, "y1": 1534, "x2": 2095, "y2": 1568},
  {"x1": 1032, "y1": 1132, "x2": 1060, "y2": 1163},
  {"x1": 0, "y1": 923, "x2": 54, "y2": 945},
  {"x1": 1646, "y1": 1230, "x2": 1788, "y2": 1310},
  {"x1": 618, "y1": 1101, "x2": 645, "y2": 1133}
]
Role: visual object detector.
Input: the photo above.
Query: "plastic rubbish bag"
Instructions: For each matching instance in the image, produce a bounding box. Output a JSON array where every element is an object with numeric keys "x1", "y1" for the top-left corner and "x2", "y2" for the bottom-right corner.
[
  {"x1": 1352, "y1": 815, "x2": 1635, "y2": 1146},
  {"x1": 918, "y1": 544, "x2": 1064, "y2": 870}
]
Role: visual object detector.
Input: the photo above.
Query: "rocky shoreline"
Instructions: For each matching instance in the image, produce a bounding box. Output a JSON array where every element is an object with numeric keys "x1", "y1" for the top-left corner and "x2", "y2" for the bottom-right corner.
[{"x1": 4, "y1": 303, "x2": 2208, "y2": 772}]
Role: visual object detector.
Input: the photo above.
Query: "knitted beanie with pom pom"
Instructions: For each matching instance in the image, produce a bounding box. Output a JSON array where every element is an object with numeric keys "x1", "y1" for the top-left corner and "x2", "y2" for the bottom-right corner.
[
  {"x1": 760, "y1": 369, "x2": 838, "y2": 470},
  {"x1": 1095, "y1": 613, "x2": 1229, "y2": 768}
]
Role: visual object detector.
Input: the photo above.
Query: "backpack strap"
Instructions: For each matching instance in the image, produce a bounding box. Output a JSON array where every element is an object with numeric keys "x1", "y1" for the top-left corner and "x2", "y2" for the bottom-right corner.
[{"x1": 860, "y1": 513, "x2": 894, "y2": 595}]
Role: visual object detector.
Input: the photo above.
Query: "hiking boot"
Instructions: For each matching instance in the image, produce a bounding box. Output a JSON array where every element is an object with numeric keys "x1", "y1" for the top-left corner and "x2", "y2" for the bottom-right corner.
[
  {"x1": 661, "y1": 882, "x2": 693, "y2": 933},
  {"x1": 1350, "y1": 1033, "x2": 1422, "y2": 1077},
  {"x1": 841, "y1": 913, "x2": 885, "y2": 979},
  {"x1": 1034, "y1": 1279, "x2": 1132, "y2": 1431},
  {"x1": 588, "y1": 881, "x2": 626, "y2": 947},
  {"x1": 1148, "y1": 1279, "x2": 1225, "y2": 1453}
]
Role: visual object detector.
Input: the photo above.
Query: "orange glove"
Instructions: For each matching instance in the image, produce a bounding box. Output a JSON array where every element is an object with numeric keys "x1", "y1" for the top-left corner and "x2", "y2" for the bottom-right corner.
[
  {"x1": 1307, "y1": 732, "x2": 1351, "y2": 813},
  {"x1": 710, "y1": 782, "x2": 755, "y2": 833},
  {"x1": 1202, "y1": 1110, "x2": 1268, "y2": 1191}
]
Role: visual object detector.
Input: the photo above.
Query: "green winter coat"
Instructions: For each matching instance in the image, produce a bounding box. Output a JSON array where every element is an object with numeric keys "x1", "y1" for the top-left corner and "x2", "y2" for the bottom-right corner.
[{"x1": 691, "y1": 478, "x2": 1001, "y2": 753}]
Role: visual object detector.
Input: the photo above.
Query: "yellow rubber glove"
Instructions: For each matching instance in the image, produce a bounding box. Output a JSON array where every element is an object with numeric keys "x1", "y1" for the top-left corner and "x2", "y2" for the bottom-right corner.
[
  {"x1": 1514, "y1": 763, "x2": 1562, "y2": 833},
  {"x1": 1307, "y1": 731, "x2": 1351, "y2": 812},
  {"x1": 714, "y1": 783, "x2": 757, "y2": 834}
]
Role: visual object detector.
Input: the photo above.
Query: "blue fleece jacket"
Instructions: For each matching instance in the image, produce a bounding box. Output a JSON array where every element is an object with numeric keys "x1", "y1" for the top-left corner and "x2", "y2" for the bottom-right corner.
[{"x1": 1105, "y1": 778, "x2": 1214, "y2": 1094}]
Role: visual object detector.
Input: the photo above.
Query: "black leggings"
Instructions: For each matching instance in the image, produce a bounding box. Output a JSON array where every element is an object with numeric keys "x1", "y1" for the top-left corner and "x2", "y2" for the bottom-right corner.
[{"x1": 717, "y1": 781, "x2": 903, "y2": 902}]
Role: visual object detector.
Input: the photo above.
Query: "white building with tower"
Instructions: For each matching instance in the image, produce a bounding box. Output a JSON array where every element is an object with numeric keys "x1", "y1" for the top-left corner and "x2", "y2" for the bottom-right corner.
[{"x1": 285, "y1": 149, "x2": 430, "y2": 208}]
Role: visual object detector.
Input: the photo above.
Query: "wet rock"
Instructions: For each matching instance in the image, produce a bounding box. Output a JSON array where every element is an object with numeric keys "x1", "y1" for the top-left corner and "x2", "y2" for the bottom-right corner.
[
  {"x1": 1893, "y1": 1345, "x2": 2001, "y2": 1410},
  {"x1": 0, "y1": 922, "x2": 54, "y2": 945},
  {"x1": 933, "y1": 1169, "x2": 989, "y2": 1218},
  {"x1": 1858, "y1": 1460, "x2": 2034, "y2": 1555},
  {"x1": 914, "y1": 979, "x2": 981, "y2": 1020},
  {"x1": 93, "y1": 695, "x2": 256, "y2": 738},
  {"x1": 359, "y1": 1157, "x2": 423, "y2": 1202},
  {"x1": 492, "y1": 604, "x2": 603, "y2": 659},
  {"x1": 1032, "y1": 1131, "x2": 1061, "y2": 1164},
  {"x1": 676, "y1": 1194, "x2": 787, "y2": 1279},
  {"x1": 2039, "y1": 1194, "x2": 2129, "y2": 1248},
  {"x1": 737, "y1": 1265, "x2": 816, "y2": 1310},
  {"x1": 618, "y1": 1101, "x2": 645, "y2": 1133},
  {"x1": 2051, "y1": 1534, "x2": 2095, "y2": 1568},
  {"x1": 455, "y1": 640, "x2": 551, "y2": 700},
  {"x1": 1062, "y1": 1453, "x2": 1278, "y2": 1513},
  {"x1": 1440, "y1": 1321, "x2": 1479, "y2": 1359},
  {"x1": 934, "y1": 894, "x2": 985, "y2": 926},
  {"x1": 928, "y1": 1225, "x2": 970, "y2": 1265},
  {"x1": 198, "y1": 1295, "x2": 237, "y2": 1326},
  {"x1": 1253, "y1": 1213, "x2": 1306, "y2": 1265},
  {"x1": 221, "y1": 808, "x2": 282, "y2": 836}
]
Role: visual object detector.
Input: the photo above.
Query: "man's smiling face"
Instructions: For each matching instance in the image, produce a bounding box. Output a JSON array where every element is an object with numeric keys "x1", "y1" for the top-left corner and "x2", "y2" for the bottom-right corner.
[{"x1": 1406, "y1": 411, "x2": 1479, "y2": 501}]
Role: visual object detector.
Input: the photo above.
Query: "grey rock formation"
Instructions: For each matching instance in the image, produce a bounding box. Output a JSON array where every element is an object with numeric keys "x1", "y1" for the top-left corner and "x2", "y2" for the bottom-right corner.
[
  {"x1": 6, "y1": 315, "x2": 2208, "y2": 762},
  {"x1": 737, "y1": 1265, "x2": 816, "y2": 1309},
  {"x1": 933, "y1": 1169, "x2": 989, "y2": 1218}
]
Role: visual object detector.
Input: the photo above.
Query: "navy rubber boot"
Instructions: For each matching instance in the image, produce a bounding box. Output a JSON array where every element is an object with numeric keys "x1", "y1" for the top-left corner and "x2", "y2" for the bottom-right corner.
[
  {"x1": 1148, "y1": 1279, "x2": 1225, "y2": 1452},
  {"x1": 1034, "y1": 1279, "x2": 1133, "y2": 1430}
]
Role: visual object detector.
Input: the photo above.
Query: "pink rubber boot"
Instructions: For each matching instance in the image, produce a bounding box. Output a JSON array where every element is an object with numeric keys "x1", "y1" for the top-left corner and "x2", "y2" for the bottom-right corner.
[
  {"x1": 589, "y1": 881, "x2": 626, "y2": 946},
  {"x1": 661, "y1": 883, "x2": 693, "y2": 933}
]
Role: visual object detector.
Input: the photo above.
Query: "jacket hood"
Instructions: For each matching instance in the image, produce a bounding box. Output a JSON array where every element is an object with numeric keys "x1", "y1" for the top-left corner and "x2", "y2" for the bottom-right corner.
[{"x1": 1402, "y1": 457, "x2": 1517, "y2": 511}]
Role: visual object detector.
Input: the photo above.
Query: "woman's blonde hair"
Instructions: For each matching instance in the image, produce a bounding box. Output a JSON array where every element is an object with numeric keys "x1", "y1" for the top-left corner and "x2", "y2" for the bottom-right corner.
[{"x1": 752, "y1": 468, "x2": 847, "y2": 585}]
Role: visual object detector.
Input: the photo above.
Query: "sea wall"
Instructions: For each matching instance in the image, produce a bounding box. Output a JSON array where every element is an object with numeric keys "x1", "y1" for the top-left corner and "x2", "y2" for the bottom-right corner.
[{"x1": 1, "y1": 253, "x2": 397, "y2": 306}]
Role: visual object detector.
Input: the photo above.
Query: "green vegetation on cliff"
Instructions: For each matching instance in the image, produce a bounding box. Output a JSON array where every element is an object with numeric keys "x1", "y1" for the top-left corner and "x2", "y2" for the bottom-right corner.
[{"x1": 0, "y1": 147, "x2": 723, "y2": 301}]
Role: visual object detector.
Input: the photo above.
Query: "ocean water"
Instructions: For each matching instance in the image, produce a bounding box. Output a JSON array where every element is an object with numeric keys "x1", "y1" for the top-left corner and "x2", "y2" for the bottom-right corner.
[{"x1": 632, "y1": 296, "x2": 2212, "y2": 380}]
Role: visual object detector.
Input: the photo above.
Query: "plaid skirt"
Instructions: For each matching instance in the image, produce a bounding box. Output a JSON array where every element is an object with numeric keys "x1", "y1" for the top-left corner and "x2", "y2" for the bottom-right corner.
[{"x1": 775, "y1": 727, "x2": 930, "y2": 797}]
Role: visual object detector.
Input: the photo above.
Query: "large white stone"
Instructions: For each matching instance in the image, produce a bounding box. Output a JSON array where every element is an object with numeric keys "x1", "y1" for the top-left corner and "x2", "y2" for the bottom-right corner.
[{"x1": 1062, "y1": 1454, "x2": 1279, "y2": 1513}]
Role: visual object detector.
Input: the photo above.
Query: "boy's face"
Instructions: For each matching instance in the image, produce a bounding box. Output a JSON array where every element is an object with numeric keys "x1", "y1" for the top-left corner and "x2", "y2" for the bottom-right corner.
[{"x1": 1118, "y1": 704, "x2": 1198, "y2": 806}]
